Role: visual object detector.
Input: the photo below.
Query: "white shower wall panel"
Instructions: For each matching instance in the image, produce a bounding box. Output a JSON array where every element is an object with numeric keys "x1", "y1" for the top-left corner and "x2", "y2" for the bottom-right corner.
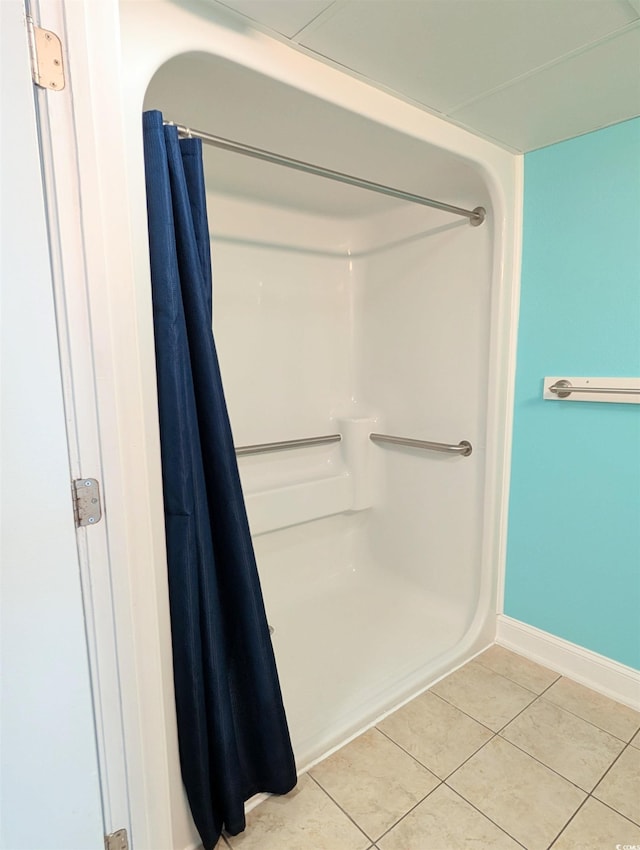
[
  {"x1": 354, "y1": 205, "x2": 491, "y2": 435},
  {"x1": 253, "y1": 513, "x2": 466, "y2": 762},
  {"x1": 207, "y1": 193, "x2": 353, "y2": 448},
  {"x1": 353, "y1": 205, "x2": 491, "y2": 616},
  {"x1": 206, "y1": 191, "x2": 492, "y2": 763}
]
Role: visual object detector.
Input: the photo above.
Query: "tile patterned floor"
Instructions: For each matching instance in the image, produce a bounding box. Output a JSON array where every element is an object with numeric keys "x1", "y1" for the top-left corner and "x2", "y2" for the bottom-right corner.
[{"x1": 223, "y1": 645, "x2": 640, "y2": 849}]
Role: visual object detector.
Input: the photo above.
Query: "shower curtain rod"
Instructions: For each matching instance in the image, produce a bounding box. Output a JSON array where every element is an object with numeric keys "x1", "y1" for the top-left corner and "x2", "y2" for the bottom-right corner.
[{"x1": 165, "y1": 121, "x2": 486, "y2": 225}]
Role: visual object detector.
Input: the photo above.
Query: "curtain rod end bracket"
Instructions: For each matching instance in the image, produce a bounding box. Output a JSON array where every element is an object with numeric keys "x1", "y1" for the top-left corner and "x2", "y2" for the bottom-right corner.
[{"x1": 470, "y1": 206, "x2": 486, "y2": 226}]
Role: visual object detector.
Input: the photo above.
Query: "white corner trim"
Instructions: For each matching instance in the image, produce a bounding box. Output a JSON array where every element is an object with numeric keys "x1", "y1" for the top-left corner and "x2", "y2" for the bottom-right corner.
[
  {"x1": 494, "y1": 151, "x2": 524, "y2": 619},
  {"x1": 497, "y1": 615, "x2": 640, "y2": 711}
]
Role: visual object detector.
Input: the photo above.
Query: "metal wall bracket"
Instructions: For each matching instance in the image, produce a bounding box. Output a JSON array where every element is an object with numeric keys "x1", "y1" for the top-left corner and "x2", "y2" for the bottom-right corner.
[
  {"x1": 470, "y1": 206, "x2": 486, "y2": 227},
  {"x1": 26, "y1": 16, "x2": 65, "y2": 91},
  {"x1": 104, "y1": 829, "x2": 129, "y2": 850},
  {"x1": 73, "y1": 478, "x2": 102, "y2": 527}
]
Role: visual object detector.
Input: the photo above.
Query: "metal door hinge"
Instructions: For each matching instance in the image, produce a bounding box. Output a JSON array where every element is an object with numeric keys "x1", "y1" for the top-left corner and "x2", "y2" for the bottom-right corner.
[
  {"x1": 26, "y1": 16, "x2": 65, "y2": 91},
  {"x1": 73, "y1": 478, "x2": 102, "y2": 527},
  {"x1": 104, "y1": 829, "x2": 128, "y2": 850}
]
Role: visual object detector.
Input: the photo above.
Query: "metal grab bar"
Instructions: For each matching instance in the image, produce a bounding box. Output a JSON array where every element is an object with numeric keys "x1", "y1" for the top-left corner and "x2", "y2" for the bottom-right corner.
[
  {"x1": 236, "y1": 434, "x2": 342, "y2": 457},
  {"x1": 370, "y1": 433, "x2": 472, "y2": 457},
  {"x1": 549, "y1": 380, "x2": 640, "y2": 398}
]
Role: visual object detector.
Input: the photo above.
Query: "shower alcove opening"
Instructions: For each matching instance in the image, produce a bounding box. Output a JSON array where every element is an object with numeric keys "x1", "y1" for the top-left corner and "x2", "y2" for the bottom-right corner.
[{"x1": 118, "y1": 1, "x2": 519, "y2": 842}]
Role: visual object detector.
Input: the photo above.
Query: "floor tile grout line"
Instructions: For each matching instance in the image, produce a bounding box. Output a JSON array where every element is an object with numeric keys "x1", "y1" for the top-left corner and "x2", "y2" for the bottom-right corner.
[
  {"x1": 491, "y1": 728, "x2": 606, "y2": 796},
  {"x1": 375, "y1": 699, "x2": 626, "y2": 842},
  {"x1": 375, "y1": 684, "x2": 591, "y2": 793},
  {"x1": 352, "y1": 716, "x2": 528, "y2": 847},
  {"x1": 434, "y1": 704, "x2": 598, "y2": 811},
  {"x1": 419, "y1": 689, "x2": 497, "y2": 732},
  {"x1": 440, "y1": 782, "x2": 528, "y2": 849},
  {"x1": 546, "y1": 789, "x2": 640, "y2": 849},
  {"x1": 485, "y1": 676, "x2": 630, "y2": 791},
  {"x1": 378, "y1": 726, "x2": 498, "y2": 782},
  {"x1": 440, "y1": 733, "x2": 498, "y2": 782},
  {"x1": 494, "y1": 673, "x2": 569, "y2": 736},
  {"x1": 492, "y1": 685, "x2": 629, "y2": 793},
  {"x1": 479, "y1": 651, "x2": 640, "y2": 743},
  {"x1": 423, "y1": 684, "x2": 532, "y2": 734},
  {"x1": 590, "y1": 786, "x2": 640, "y2": 829},
  {"x1": 306, "y1": 771, "x2": 380, "y2": 845},
  {"x1": 592, "y1": 739, "x2": 633, "y2": 793},
  {"x1": 474, "y1": 653, "x2": 562, "y2": 693},
  {"x1": 584, "y1": 738, "x2": 632, "y2": 795},
  {"x1": 467, "y1": 653, "x2": 640, "y2": 744},
  {"x1": 372, "y1": 782, "x2": 444, "y2": 844},
  {"x1": 541, "y1": 682, "x2": 640, "y2": 743},
  {"x1": 590, "y1": 739, "x2": 639, "y2": 811},
  {"x1": 536, "y1": 693, "x2": 640, "y2": 745},
  {"x1": 390, "y1": 672, "x2": 559, "y2": 779},
  {"x1": 437, "y1": 657, "x2": 543, "y2": 700},
  {"x1": 308, "y1": 726, "x2": 443, "y2": 840},
  {"x1": 364, "y1": 724, "x2": 447, "y2": 779},
  {"x1": 543, "y1": 793, "x2": 591, "y2": 849},
  {"x1": 228, "y1": 655, "x2": 637, "y2": 848}
]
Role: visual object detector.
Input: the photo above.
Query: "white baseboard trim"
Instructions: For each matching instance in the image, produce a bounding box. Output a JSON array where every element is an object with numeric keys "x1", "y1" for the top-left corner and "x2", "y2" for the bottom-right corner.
[{"x1": 496, "y1": 615, "x2": 640, "y2": 711}]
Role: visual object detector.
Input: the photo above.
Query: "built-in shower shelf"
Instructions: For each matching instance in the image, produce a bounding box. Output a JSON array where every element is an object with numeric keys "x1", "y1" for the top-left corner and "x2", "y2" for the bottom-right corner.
[
  {"x1": 543, "y1": 376, "x2": 640, "y2": 404},
  {"x1": 239, "y1": 417, "x2": 377, "y2": 535},
  {"x1": 245, "y1": 474, "x2": 352, "y2": 536}
]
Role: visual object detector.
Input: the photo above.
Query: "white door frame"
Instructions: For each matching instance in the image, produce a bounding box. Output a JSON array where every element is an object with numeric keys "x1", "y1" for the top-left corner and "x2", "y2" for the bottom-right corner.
[{"x1": 28, "y1": 0, "x2": 180, "y2": 846}]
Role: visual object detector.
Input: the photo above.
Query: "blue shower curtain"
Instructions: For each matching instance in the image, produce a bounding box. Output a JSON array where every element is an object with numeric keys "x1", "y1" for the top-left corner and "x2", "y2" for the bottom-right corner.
[{"x1": 142, "y1": 109, "x2": 296, "y2": 849}]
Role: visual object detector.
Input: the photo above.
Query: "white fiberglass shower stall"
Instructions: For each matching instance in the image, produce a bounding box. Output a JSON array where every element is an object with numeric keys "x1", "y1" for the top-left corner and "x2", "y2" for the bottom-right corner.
[{"x1": 114, "y1": 0, "x2": 518, "y2": 839}]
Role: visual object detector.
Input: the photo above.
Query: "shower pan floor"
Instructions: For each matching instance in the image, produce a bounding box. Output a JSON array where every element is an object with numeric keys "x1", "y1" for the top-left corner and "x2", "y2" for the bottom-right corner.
[{"x1": 267, "y1": 560, "x2": 468, "y2": 766}]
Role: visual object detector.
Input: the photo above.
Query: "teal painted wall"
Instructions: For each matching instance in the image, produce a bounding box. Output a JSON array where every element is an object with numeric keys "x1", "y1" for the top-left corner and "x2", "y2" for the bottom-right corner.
[{"x1": 505, "y1": 118, "x2": 640, "y2": 670}]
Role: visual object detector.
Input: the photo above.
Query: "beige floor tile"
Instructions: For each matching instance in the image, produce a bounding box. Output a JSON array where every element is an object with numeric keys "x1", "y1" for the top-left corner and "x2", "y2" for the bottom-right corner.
[
  {"x1": 378, "y1": 784, "x2": 522, "y2": 850},
  {"x1": 544, "y1": 677, "x2": 640, "y2": 741},
  {"x1": 476, "y1": 644, "x2": 560, "y2": 693},
  {"x1": 631, "y1": 729, "x2": 640, "y2": 750},
  {"x1": 377, "y1": 691, "x2": 493, "y2": 779},
  {"x1": 501, "y1": 697, "x2": 624, "y2": 790},
  {"x1": 225, "y1": 774, "x2": 369, "y2": 850},
  {"x1": 448, "y1": 737, "x2": 585, "y2": 850},
  {"x1": 551, "y1": 797, "x2": 640, "y2": 849},
  {"x1": 430, "y1": 661, "x2": 536, "y2": 731},
  {"x1": 310, "y1": 728, "x2": 439, "y2": 841},
  {"x1": 593, "y1": 745, "x2": 640, "y2": 825}
]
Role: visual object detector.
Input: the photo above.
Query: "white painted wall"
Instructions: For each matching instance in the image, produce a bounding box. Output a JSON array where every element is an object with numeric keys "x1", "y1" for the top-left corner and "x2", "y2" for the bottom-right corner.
[{"x1": 0, "y1": 2, "x2": 103, "y2": 847}]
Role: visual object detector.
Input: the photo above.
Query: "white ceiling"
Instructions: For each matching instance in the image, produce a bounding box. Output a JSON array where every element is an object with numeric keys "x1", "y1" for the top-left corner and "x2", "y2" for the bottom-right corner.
[{"x1": 209, "y1": 0, "x2": 640, "y2": 152}]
